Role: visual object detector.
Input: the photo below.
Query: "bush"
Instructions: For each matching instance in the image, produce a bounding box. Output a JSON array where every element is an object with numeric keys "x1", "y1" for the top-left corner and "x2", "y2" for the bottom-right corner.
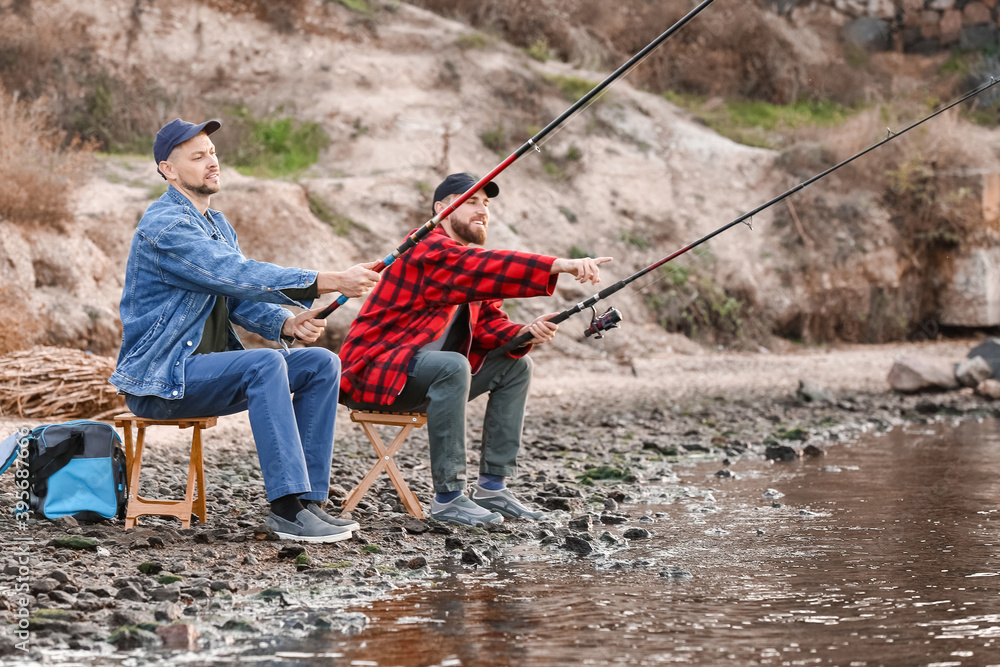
[
  {"x1": 217, "y1": 106, "x2": 330, "y2": 178},
  {"x1": 0, "y1": 87, "x2": 94, "y2": 229}
]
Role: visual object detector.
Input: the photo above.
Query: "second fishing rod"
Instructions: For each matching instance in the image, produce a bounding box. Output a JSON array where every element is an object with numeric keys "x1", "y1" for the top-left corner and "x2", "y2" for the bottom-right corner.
[
  {"x1": 499, "y1": 76, "x2": 1000, "y2": 351},
  {"x1": 314, "y1": 0, "x2": 718, "y2": 320}
]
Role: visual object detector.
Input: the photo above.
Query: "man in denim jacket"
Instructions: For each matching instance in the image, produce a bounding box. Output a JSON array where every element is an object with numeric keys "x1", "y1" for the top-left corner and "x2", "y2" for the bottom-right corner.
[{"x1": 111, "y1": 118, "x2": 380, "y2": 543}]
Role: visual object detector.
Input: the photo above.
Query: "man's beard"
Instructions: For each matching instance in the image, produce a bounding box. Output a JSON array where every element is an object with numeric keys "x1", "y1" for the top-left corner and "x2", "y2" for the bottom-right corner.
[
  {"x1": 451, "y1": 217, "x2": 487, "y2": 245},
  {"x1": 180, "y1": 176, "x2": 220, "y2": 196}
]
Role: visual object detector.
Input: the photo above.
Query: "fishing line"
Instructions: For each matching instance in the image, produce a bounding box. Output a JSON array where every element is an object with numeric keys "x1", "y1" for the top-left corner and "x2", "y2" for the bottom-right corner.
[
  {"x1": 498, "y1": 75, "x2": 1000, "y2": 350},
  {"x1": 314, "y1": 0, "x2": 719, "y2": 320}
]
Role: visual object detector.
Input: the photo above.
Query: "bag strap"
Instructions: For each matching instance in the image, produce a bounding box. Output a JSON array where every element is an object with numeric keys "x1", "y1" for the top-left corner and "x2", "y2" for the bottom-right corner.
[{"x1": 28, "y1": 431, "x2": 85, "y2": 486}]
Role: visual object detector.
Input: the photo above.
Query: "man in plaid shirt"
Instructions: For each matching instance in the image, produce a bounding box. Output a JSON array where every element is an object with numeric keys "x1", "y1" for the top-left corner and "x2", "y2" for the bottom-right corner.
[{"x1": 339, "y1": 173, "x2": 610, "y2": 526}]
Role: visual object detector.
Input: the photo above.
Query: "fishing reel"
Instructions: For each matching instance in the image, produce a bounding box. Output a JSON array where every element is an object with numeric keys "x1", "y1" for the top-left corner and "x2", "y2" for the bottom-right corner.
[{"x1": 584, "y1": 306, "x2": 623, "y2": 339}]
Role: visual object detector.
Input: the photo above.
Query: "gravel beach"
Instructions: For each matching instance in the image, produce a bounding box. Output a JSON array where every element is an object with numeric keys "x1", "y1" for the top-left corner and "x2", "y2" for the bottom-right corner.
[{"x1": 0, "y1": 338, "x2": 992, "y2": 658}]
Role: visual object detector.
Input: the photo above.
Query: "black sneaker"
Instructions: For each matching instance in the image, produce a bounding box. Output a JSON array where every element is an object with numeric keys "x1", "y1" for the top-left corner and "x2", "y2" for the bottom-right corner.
[{"x1": 265, "y1": 509, "x2": 353, "y2": 543}]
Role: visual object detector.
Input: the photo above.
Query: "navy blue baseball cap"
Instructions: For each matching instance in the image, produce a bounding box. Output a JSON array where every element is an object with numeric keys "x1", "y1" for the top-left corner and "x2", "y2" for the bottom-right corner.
[
  {"x1": 153, "y1": 118, "x2": 222, "y2": 179},
  {"x1": 432, "y1": 173, "x2": 499, "y2": 213}
]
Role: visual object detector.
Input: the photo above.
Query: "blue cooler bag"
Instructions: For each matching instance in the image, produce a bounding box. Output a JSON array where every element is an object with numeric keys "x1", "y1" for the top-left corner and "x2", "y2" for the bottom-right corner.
[{"x1": 26, "y1": 421, "x2": 127, "y2": 521}]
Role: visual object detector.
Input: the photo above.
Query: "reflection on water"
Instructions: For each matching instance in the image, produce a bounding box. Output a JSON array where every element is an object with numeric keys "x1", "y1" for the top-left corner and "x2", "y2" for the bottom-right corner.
[{"x1": 288, "y1": 417, "x2": 1000, "y2": 667}]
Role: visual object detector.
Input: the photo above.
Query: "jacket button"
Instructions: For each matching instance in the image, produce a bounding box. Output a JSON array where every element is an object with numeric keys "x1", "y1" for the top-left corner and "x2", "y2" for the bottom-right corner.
[
  {"x1": 172, "y1": 390, "x2": 178, "y2": 396},
  {"x1": 175, "y1": 361, "x2": 180, "y2": 366},
  {"x1": 186, "y1": 341, "x2": 193, "y2": 346}
]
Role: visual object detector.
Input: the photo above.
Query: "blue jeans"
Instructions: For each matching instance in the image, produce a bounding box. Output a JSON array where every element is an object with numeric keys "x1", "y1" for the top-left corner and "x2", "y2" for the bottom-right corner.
[{"x1": 126, "y1": 347, "x2": 340, "y2": 503}]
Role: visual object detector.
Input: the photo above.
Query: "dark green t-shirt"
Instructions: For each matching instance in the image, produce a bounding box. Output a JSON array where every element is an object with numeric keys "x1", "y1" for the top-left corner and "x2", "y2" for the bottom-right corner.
[{"x1": 193, "y1": 280, "x2": 319, "y2": 355}]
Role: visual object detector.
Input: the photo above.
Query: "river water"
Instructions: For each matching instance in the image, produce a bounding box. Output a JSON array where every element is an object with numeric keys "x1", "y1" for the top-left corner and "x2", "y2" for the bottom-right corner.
[
  {"x1": 239, "y1": 416, "x2": 1000, "y2": 667},
  {"x1": 27, "y1": 417, "x2": 1000, "y2": 666}
]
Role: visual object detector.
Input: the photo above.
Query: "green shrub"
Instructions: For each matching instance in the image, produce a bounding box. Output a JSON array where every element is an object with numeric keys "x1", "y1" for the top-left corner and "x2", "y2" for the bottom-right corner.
[
  {"x1": 526, "y1": 39, "x2": 554, "y2": 62},
  {"x1": 223, "y1": 106, "x2": 329, "y2": 178}
]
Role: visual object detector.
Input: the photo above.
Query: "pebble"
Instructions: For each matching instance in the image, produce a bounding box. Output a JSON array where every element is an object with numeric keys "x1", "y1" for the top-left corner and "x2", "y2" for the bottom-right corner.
[
  {"x1": 564, "y1": 534, "x2": 595, "y2": 555},
  {"x1": 623, "y1": 528, "x2": 651, "y2": 540},
  {"x1": 461, "y1": 547, "x2": 490, "y2": 567},
  {"x1": 156, "y1": 623, "x2": 198, "y2": 650}
]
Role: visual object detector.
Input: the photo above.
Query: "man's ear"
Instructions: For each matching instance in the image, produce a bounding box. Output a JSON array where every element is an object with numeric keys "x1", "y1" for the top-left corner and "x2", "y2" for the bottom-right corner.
[{"x1": 158, "y1": 160, "x2": 175, "y2": 180}]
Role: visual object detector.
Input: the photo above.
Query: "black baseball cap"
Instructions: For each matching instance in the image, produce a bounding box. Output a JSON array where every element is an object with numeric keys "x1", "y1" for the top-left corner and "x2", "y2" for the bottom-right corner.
[
  {"x1": 153, "y1": 118, "x2": 222, "y2": 179},
  {"x1": 432, "y1": 173, "x2": 499, "y2": 213}
]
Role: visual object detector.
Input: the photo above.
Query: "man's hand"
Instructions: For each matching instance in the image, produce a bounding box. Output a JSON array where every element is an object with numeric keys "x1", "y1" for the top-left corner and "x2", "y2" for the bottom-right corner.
[
  {"x1": 550, "y1": 256, "x2": 613, "y2": 284},
  {"x1": 516, "y1": 312, "x2": 559, "y2": 346},
  {"x1": 317, "y1": 261, "x2": 381, "y2": 298},
  {"x1": 282, "y1": 306, "x2": 327, "y2": 344}
]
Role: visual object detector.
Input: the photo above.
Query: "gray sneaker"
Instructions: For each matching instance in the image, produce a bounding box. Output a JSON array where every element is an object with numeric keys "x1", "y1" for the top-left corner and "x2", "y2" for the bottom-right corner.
[
  {"x1": 431, "y1": 495, "x2": 504, "y2": 527},
  {"x1": 469, "y1": 485, "x2": 543, "y2": 520},
  {"x1": 304, "y1": 502, "x2": 361, "y2": 532},
  {"x1": 266, "y1": 509, "x2": 353, "y2": 543}
]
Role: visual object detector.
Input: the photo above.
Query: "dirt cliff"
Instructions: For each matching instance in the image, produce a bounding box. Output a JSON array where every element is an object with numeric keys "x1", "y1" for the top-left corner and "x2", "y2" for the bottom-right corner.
[{"x1": 1, "y1": 0, "x2": 998, "y2": 364}]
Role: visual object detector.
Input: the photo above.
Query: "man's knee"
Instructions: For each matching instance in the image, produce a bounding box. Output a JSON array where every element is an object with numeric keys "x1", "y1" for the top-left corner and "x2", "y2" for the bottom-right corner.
[{"x1": 300, "y1": 347, "x2": 340, "y2": 376}]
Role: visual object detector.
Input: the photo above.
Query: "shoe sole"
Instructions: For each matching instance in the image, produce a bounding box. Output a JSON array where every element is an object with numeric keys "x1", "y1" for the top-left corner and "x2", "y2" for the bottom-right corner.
[
  {"x1": 430, "y1": 512, "x2": 503, "y2": 527},
  {"x1": 272, "y1": 529, "x2": 353, "y2": 543},
  {"x1": 470, "y1": 494, "x2": 542, "y2": 520}
]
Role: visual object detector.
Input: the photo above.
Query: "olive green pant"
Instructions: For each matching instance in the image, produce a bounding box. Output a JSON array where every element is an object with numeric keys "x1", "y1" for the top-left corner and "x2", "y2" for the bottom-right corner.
[{"x1": 344, "y1": 351, "x2": 533, "y2": 493}]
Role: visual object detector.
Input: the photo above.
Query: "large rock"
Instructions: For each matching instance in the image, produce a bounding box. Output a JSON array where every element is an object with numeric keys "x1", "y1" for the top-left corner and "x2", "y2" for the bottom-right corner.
[
  {"x1": 956, "y1": 356, "x2": 993, "y2": 387},
  {"x1": 887, "y1": 355, "x2": 959, "y2": 392},
  {"x1": 842, "y1": 18, "x2": 892, "y2": 52},
  {"x1": 968, "y1": 338, "x2": 1000, "y2": 377},
  {"x1": 940, "y1": 248, "x2": 1000, "y2": 327}
]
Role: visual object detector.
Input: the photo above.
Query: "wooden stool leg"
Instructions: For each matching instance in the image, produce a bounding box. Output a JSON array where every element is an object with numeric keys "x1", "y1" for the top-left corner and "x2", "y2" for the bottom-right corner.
[
  {"x1": 124, "y1": 425, "x2": 147, "y2": 530},
  {"x1": 341, "y1": 422, "x2": 391, "y2": 514},
  {"x1": 191, "y1": 425, "x2": 207, "y2": 525},
  {"x1": 382, "y1": 425, "x2": 424, "y2": 518}
]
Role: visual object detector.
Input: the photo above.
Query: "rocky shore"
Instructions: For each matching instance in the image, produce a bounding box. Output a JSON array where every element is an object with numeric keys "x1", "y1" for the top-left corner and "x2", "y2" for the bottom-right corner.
[{"x1": 0, "y1": 338, "x2": 995, "y2": 660}]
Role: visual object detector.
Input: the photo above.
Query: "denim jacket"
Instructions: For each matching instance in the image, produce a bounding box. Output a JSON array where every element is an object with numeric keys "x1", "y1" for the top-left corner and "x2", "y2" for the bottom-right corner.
[{"x1": 111, "y1": 186, "x2": 318, "y2": 399}]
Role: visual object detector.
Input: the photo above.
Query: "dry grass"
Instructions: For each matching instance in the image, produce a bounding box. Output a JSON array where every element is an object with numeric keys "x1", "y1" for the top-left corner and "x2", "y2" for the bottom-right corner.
[
  {"x1": 0, "y1": 346, "x2": 125, "y2": 421},
  {"x1": 0, "y1": 287, "x2": 43, "y2": 357},
  {"x1": 410, "y1": 0, "x2": 851, "y2": 105},
  {"x1": 0, "y1": 86, "x2": 94, "y2": 229}
]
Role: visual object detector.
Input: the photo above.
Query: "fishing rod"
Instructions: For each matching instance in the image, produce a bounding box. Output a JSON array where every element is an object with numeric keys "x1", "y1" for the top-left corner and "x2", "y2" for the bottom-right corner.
[
  {"x1": 314, "y1": 0, "x2": 718, "y2": 320},
  {"x1": 500, "y1": 76, "x2": 1000, "y2": 351}
]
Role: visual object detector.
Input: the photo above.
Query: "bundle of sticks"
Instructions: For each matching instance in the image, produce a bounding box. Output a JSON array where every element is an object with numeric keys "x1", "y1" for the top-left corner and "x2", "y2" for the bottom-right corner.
[{"x1": 0, "y1": 346, "x2": 125, "y2": 422}]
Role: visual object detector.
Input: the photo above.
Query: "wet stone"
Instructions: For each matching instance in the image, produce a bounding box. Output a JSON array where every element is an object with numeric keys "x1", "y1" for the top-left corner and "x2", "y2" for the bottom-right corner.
[
  {"x1": 30, "y1": 578, "x2": 60, "y2": 595},
  {"x1": 137, "y1": 561, "x2": 163, "y2": 576},
  {"x1": 46, "y1": 590, "x2": 76, "y2": 606},
  {"x1": 242, "y1": 553, "x2": 259, "y2": 566},
  {"x1": 765, "y1": 445, "x2": 800, "y2": 462},
  {"x1": 444, "y1": 536, "x2": 465, "y2": 551},
  {"x1": 277, "y1": 545, "x2": 306, "y2": 560},
  {"x1": 53, "y1": 516, "x2": 79, "y2": 529},
  {"x1": 461, "y1": 547, "x2": 490, "y2": 567},
  {"x1": 149, "y1": 587, "x2": 180, "y2": 602},
  {"x1": 46, "y1": 570, "x2": 70, "y2": 584},
  {"x1": 715, "y1": 469, "x2": 735, "y2": 478},
  {"x1": 115, "y1": 586, "x2": 147, "y2": 602},
  {"x1": 599, "y1": 513, "x2": 629, "y2": 525},
  {"x1": 564, "y1": 534, "x2": 595, "y2": 555},
  {"x1": 210, "y1": 580, "x2": 234, "y2": 592},
  {"x1": 405, "y1": 556, "x2": 428, "y2": 570},
  {"x1": 403, "y1": 519, "x2": 430, "y2": 535},
  {"x1": 659, "y1": 566, "x2": 693, "y2": 580},
  {"x1": 568, "y1": 515, "x2": 593, "y2": 531},
  {"x1": 623, "y1": 528, "x2": 651, "y2": 540},
  {"x1": 802, "y1": 444, "x2": 826, "y2": 458},
  {"x1": 154, "y1": 602, "x2": 183, "y2": 622},
  {"x1": 156, "y1": 623, "x2": 199, "y2": 651}
]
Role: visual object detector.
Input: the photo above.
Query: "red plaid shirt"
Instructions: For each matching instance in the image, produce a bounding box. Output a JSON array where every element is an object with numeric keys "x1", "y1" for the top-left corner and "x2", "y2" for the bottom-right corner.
[{"x1": 339, "y1": 226, "x2": 558, "y2": 405}]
